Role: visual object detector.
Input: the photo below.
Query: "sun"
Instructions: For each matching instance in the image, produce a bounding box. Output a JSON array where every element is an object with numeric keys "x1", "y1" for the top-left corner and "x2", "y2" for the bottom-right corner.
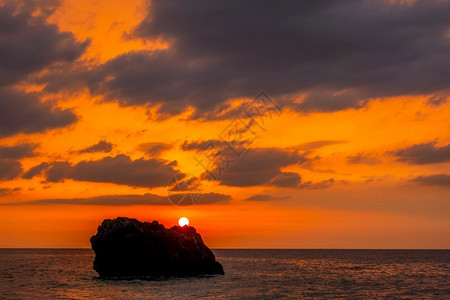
[{"x1": 178, "y1": 217, "x2": 189, "y2": 227}]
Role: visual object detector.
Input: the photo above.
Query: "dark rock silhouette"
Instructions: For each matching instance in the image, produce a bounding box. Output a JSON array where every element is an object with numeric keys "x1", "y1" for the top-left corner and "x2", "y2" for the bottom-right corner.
[{"x1": 90, "y1": 217, "x2": 224, "y2": 278}]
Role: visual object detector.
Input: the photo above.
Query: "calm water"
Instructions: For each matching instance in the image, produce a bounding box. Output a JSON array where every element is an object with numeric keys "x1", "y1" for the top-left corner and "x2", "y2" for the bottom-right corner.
[{"x1": 0, "y1": 249, "x2": 449, "y2": 299}]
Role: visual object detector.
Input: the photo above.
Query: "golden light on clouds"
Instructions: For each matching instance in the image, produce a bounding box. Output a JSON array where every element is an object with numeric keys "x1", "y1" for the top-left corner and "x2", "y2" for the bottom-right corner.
[{"x1": 0, "y1": 0, "x2": 449, "y2": 248}]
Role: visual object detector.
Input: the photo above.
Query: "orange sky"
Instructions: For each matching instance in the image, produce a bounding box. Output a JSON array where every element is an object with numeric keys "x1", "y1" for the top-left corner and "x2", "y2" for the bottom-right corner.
[{"x1": 0, "y1": 0, "x2": 449, "y2": 248}]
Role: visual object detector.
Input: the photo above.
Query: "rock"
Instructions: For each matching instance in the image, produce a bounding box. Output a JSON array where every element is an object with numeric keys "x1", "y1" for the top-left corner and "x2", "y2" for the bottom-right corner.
[{"x1": 90, "y1": 217, "x2": 224, "y2": 278}]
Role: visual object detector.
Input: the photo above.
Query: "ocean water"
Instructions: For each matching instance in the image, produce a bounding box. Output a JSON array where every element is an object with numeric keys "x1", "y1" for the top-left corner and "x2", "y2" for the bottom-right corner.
[{"x1": 0, "y1": 249, "x2": 449, "y2": 299}]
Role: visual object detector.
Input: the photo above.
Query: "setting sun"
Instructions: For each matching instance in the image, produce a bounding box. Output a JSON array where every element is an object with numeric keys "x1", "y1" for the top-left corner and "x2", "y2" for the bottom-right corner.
[{"x1": 178, "y1": 217, "x2": 189, "y2": 227}]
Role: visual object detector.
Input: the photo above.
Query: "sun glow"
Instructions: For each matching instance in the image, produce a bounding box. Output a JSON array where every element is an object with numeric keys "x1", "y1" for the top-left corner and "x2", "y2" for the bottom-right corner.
[{"x1": 178, "y1": 217, "x2": 189, "y2": 227}]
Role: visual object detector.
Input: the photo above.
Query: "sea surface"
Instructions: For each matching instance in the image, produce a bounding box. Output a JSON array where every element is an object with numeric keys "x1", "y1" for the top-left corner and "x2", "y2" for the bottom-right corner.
[{"x1": 0, "y1": 249, "x2": 449, "y2": 299}]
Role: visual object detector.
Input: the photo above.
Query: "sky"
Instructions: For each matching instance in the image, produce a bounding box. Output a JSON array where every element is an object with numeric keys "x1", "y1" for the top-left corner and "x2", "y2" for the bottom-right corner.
[{"x1": 0, "y1": 0, "x2": 449, "y2": 248}]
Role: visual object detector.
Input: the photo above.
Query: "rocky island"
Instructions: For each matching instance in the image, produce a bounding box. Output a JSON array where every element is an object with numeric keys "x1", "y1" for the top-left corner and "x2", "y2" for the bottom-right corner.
[{"x1": 90, "y1": 217, "x2": 224, "y2": 278}]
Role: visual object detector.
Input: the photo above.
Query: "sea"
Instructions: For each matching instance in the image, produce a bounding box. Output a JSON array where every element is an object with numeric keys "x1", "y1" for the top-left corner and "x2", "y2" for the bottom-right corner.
[{"x1": 0, "y1": 249, "x2": 449, "y2": 299}]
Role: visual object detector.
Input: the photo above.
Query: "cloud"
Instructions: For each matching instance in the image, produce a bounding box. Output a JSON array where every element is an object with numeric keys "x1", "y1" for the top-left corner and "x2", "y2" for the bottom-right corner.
[
  {"x1": 290, "y1": 140, "x2": 345, "y2": 151},
  {"x1": 0, "y1": 143, "x2": 38, "y2": 159},
  {"x1": 78, "y1": 141, "x2": 113, "y2": 154},
  {"x1": 392, "y1": 141, "x2": 450, "y2": 164},
  {"x1": 1, "y1": 192, "x2": 231, "y2": 206},
  {"x1": 137, "y1": 142, "x2": 172, "y2": 156},
  {"x1": 0, "y1": 187, "x2": 21, "y2": 196},
  {"x1": 0, "y1": 0, "x2": 89, "y2": 87},
  {"x1": 43, "y1": 0, "x2": 450, "y2": 117},
  {"x1": 298, "y1": 178, "x2": 335, "y2": 190},
  {"x1": 45, "y1": 161, "x2": 71, "y2": 183},
  {"x1": 0, "y1": 88, "x2": 78, "y2": 138},
  {"x1": 26, "y1": 155, "x2": 183, "y2": 188},
  {"x1": 199, "y1": 147, "x2": 308, "y2": 187},
  {"x1": 188, "y1": 101, "x2": 251, "y2": 121},
  {"x1": 22, "y1": 162, "x2": 50, "y2": 179},
  {"x1": 427, "y1": 94, "x2": 448, "y2": 107},
  {"x1": 181, "y1": 139, "x2": 224, "y2": 152},
  {"x1": 269, "y1": 172, "x2": 302, "y2": 188},
  {"x1": 294, "y1": 89, "x2": 369, "y2": 113},
  {"x1": 0, "y1": 0, "x2": 86, "y2": 138},
  {"x1": 0, "y1": 159, "x2": 22, "y2": 180},
  {"x1": 0, "y1": 143, "x2": 40, "y2": 180},
  {"x1": 183, "y1": 144, "x2": 335, "y2": 189},
  {"x1": 181, "y1": 139, "x2": 252, "y2": 154},
  {"x1": 411, "y1": 174, "x2": 450, "y2": 187},
  {"x1": 347, "y1": 153, "x2": 381, "y2": 165},
  {"x1": 244, "y1": 194, "x2": 290, "y2": 202}
]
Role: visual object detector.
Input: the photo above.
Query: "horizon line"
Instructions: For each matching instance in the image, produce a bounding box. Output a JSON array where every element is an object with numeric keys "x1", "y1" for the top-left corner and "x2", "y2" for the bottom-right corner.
[{"x1": 0, "y1": 247, "x2": 449, "y2": 250}]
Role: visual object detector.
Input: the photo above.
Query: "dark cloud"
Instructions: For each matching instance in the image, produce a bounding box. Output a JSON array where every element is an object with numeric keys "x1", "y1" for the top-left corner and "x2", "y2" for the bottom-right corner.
[
  {"x1": 200, "y1": 147, "x2": 307, "y2": 187},
  {"x1": 0, "y1": 88, "x2": 78, "y2": 138},
  {"x1": 347, "y1": 153, "x2": 381, "y2": 166},
  {"x1": 188, "y1": 101, "x2": 250, "y2": 121},
  {"x1": 269, "y1": 172, "x2": 302, "y2": 188},
  {"x1": 244, "y1": 194, "x2": 290, "y2": 202},
  {"x1": 45, "y1": 161, "x2": 71, "y2": 183},
  {"x1": 181, "y1": 139, "x2": 251, "y2": 155},
  {"x1": 78, "y1": 141, "x2": 113, "y2": 154},
  {"x1": 427, "y1": 94, "x2": 448, "y2": 107},
  {"x1": 0, "y1": 143, "x2": 39, "y2": 180},
  {"x1": 0, "y1": 143, "x2": 40, "y2": 180},
  {"x1": 392, "y1": 141, "x2": 450, "y2": 165},
  {"x1": 0, "y1": 0, "x2": 86, "y2": 138},
  {"x1": 298, "y1": 178, "x2": 335, "y2": 190},
  {"x1": 27, "y1": 155, "x2": 183, "y2": 188},
  {"x1": 1, "y1": 192, "x2": 231, "y2": 206},
  {"x1": 22, "y1": 162, "x2": 50, "y2": 179},
  {"x1": 0, "y1": 187, "x2": 21, "y2": 196},
  {"x1": 0, "y1": 143, "x2": 38, "y2": 159},
  {"x1": 411, "y1": 174, "x2": 450, "y2": 187},
  {"x1": 182, "y1": 143, "x2": 334, "y2": 189},
  {"x1": 43, "y1": 0, "x2": 450, "y2": 117},
  {"x1": 0, "y1": 0, "x2": 89, "y2": 87},
  {"x1": 181, "y1": 140, "x2": 223, "y2": 152},
  {"x1": 138, "y1": 142, "x2": 172, "y2": 156},
  {"x1": 0, "y1": 159, "x2": 22, "y2": 180},
  {"x1": 294, "y1": 89, "x2": 369, "y2": 113}
]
